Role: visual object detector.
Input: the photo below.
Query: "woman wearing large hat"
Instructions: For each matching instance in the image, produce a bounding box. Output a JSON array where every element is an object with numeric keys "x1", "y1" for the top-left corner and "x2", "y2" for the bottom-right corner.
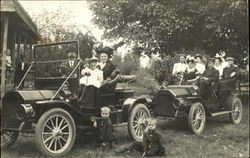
[
  {"x1": 96, "y1": 47, "x2": 120, "y2": 98},
  {"x1": 78, "y1": 56, "x2": 103, "y2": 109}
]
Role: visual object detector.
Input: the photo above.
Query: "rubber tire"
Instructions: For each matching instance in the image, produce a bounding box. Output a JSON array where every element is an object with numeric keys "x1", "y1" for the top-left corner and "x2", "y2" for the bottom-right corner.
[
  {"x1": 1, "y1": 130, "x2": 19, "y2": 149},
  {"x1": 35, "y1": 108, "x2": 76, "y2": 157},
  {"x1": 228, "y1": 96, "x2": 243, "y2": 124},
  {"x1": 128, "y1": 103, "x2": 151, "y2": 142},
  {"x1": 188, "y1": 102, "x2": 206, "y2": 135}
]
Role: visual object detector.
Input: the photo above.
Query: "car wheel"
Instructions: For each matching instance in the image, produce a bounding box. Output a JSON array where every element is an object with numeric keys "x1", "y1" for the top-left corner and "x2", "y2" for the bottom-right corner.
[
  {"x1": 1, "y1": 130, "x2": 19, "y2": 149},
  {"x1": 188, "y1": 102, "x2": 206, "y2": 135},
  {"x1": 228, "y1": 96, "x2": 243, "y2": 124},
  {"x1": 35, "y1": 108, "x2": 76, "y2": 157},
  {"x1": 128, "y1": 103, "x2": 151, "y2": 142}
]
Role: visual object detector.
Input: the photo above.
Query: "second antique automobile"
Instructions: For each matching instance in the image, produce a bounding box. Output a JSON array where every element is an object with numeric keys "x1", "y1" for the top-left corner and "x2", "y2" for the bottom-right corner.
[
  {"x1": 150, "y1": 76, "x2": 243, "y2": 135},
  {"x1": 1, "y1": 41, "x2": 152, "y2": 156}
]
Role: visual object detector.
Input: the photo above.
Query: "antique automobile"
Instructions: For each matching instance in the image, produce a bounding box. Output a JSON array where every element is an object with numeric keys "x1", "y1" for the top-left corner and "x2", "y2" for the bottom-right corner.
[
  {"x1": 150, "y1": 77, "x2": 243, "y2": 135},
  {"x1": 1, "y1": 41, "x2": 151, "y2": 156}
]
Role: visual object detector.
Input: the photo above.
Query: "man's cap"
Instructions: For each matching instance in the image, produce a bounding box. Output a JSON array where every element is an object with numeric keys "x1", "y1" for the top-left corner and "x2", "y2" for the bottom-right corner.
[
  {"x1": 226, "y1": 57, "x2": 235, "y2": 61},
  {"x1": 85, "y1": 56, "x2": 99, "y2": 63},
  {"x1": 207, "y1": 58, "x2": 215, "y2": 63}
]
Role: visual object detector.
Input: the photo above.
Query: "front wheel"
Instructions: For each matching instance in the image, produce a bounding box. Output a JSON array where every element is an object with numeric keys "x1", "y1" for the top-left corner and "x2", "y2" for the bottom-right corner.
[
  {"x1": 1, "y1": 130, "x2": 19, "y2": 149},
  {"x1": 228, "y1": 96, "x2": 243, "y2": 124},
  {"x1": 188, "y1": 102, "x2": 206, "y2": 135},
  {"x1": 128, "y1": 103, "x2": 151, "y2": 142},
  {"x1": 35, "y1": 108, "x2": 76, "y2": 157}
]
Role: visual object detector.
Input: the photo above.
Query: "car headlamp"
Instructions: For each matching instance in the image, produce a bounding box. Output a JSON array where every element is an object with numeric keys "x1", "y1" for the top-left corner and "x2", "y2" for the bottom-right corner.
[
  {"x1": 16, "y1": 104, "x2": 34, "y2": 120},
  {"x1": 173, "y1": 98, "x2": 184, "y2": 109}
]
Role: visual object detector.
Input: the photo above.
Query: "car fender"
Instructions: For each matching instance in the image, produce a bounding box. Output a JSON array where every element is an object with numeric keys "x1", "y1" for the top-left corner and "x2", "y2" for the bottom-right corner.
[
  {"x1": 35, "y1": 100, "x2": 81, "y2": 123},
  {"x1": 122, "y1": 95, "x2": 152, "y2": 122}
]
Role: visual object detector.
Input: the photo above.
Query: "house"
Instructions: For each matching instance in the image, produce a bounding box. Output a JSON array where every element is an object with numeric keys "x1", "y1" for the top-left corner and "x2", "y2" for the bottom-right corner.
[{"x1": 0, "y1": 0, "x2": 39, "y2": 100}]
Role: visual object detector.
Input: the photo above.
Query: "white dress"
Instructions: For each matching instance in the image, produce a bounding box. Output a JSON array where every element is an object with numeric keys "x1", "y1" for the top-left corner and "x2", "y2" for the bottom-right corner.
[
  {"x1": 79, "y1": 67, "x2": 103, "y2": 88},
  {"x1": 172, "y1": 63, "x2": 187, "y2": 75},
  {"x1": 195, "y1": 63, "x2": 205, "y2": 75},
  {"x1": 214, "y1": 64, "x2": 224, "y2": 78}
]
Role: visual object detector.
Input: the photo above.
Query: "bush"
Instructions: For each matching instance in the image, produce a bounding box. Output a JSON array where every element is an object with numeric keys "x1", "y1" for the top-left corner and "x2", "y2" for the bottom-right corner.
[{"x1": 132, "y1": 68, "x2": 160, "y2": 96}]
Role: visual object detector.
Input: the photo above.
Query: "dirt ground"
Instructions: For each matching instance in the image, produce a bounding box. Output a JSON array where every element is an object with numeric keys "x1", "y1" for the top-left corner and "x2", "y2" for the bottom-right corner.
[{"x1": 1, "y1": 97, "x2": 249, "y2": 158}]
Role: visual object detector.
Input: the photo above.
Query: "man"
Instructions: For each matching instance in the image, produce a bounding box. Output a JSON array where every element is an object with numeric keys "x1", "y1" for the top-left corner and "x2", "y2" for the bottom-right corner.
[
  {"x1": 14, "y1": 54, "x2": 29, "y2": 89},
  {"x1": 172, "y1": 54, "x2": 187, "y2": 76},
  {"x1": 199, "y1": 58, "x2": 219, "y2": 101},
  {"x1": 219, "y1": 57, "x2": 241, "y2": 97},
  {"x1": 60, "y1": 51, "x2": 79, "y2": 98},
  {"x1": 60, "y1": 51, "x2": 78, "y2": 77}
]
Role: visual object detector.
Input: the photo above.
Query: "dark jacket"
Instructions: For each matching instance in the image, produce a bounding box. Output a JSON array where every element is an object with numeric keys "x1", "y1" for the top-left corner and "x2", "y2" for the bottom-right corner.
[
  {"x1": 202, "y1": 67, "x2": 219, "y2": 82},
  {"x1": 97, "y1": 117, "x2": 114, "y2": 143},
  {"x1": 143, "y1": 130, "x2": 164, "y2": 152},
  {"x1": 102, "y1": 61, "x2": 117, "y2": 80},
  {"x1": 220, "y1": 65, "x2": 240, "y2": 91},
  {"x1": 184, "y1": 68, "x2": 198, "y2": 81}
]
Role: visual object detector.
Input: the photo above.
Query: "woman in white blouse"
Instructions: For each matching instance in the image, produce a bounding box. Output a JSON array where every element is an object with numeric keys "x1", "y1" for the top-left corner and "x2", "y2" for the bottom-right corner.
[
  {"x1": 214, "y1": 56, "x2": 224, "y2": 79},
  {"x1": 78, "y1": 57, "x2": 103, "y2": 109},
  {"x1": 172, "y1": 54, "x2": 187, "y2": 76}
]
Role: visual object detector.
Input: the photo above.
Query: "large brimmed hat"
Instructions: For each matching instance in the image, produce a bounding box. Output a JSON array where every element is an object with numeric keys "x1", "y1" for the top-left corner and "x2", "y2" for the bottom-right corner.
[
  {"x1": 95, "y1": 46, "x2": 113, "y2": 57},
  {"x1": 186, "y1": 57, "x2": 195, "y2": 63},
  {"x1": 226, "y1": 57, "x2": 235, "y2": 61},
  {"x1": 85, "y1": 56, "x2": 99, "y2": 63}
]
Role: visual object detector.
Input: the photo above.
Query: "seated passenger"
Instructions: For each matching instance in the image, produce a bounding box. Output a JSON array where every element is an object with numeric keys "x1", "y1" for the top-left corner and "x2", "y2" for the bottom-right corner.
[
  {"x1": 194, "y1": 54, "x2": 206, "y2": 75},
  {"x1": 219, "y1": 57, "x2": 241, "y2": 97},
  {"x1": 183, "y1": 57, "x2": 199, "y2": 84},
  {"x1": 172, "y1": 54, "x2": 187, "y2": 76},
  {"x1": 214, "y1": 56, "x2": 224, "y2": 79},
  {"x1": 198, "y1": 58, "x2": 219, "y2": 101},
  {"x1": 78, "y1": 57, "x2": 103, "y2": 109},
  {"x1": 96, "y1": 47, "x2": 120, "y2": 105}
]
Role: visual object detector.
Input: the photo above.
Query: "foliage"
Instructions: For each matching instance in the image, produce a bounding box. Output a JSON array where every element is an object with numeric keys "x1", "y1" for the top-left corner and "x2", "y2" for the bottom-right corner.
[
  {"x1": 132, "y1": 68, "x2": 160, "y2": 96},
  {"x1": 30, "y1": 8, "x2": 96, "y2": 59},
  {"x1": 112, "y1": 53, "x2": 140, "y2": 75},
  {"x1": 88, "y1": 0, "x2": 248, "y2": 60}
]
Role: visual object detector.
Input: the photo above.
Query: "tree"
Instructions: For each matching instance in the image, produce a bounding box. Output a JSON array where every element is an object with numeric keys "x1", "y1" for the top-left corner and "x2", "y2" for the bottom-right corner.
[
  {"x1": 88, "y1": 0, "x2": 248, "y2": 60},
  {"x1": 29, "y1": 8, "x2": 96, "y2": 59}
]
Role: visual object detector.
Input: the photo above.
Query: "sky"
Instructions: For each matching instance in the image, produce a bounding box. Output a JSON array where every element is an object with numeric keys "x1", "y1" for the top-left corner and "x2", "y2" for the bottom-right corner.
[
  {"x1": 20, "y1": 0, "x2": 104, "y2": 40},
  {"x1": 19, "y1": 0, "x2": 152, "y2": 67}
]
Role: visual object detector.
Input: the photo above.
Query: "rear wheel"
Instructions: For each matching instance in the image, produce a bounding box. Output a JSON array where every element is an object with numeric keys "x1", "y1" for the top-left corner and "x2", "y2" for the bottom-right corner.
[
  {"x1": 35, "y1": 108, "x2": 76, "y2": 157},
  {"x1": 188, "y1": 102, "x2": 206, "y2": 135},
  {"x1": 1, "y1": 130, "x2": 18, "y2": 149},
  {"x1": 128, "y1": 103, "x2": 151, "y2": 142},
  {"x1": 228, "y1": 96, "x2": 243, "y2": 124}
]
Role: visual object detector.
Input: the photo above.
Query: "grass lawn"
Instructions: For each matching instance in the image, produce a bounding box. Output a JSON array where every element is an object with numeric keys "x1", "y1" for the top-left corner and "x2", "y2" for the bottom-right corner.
[{"x1": 1, "y1": 98, "x2": 249, "y2": 158}]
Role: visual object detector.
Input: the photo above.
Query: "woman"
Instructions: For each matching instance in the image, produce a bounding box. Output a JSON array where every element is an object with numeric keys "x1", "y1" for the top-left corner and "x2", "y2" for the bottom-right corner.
[
  {"x1": 172, "y1": 54, "x2": 187, "y2": 76},
  {"x1": 214, "y1": 56, "x2": 224, "y2": 79},
  {"x1": 183, "y1": 57, "x2": 199, "y2": 84},
  {"x1": 97, "y1": 47, "x2": 120, "y2": 106},
  {"x1": 194, "y1": 54, "x2": 205, "y2": 75},
  {"x1": 78, "y1": 57, "x2": 103, "y2": 109}
]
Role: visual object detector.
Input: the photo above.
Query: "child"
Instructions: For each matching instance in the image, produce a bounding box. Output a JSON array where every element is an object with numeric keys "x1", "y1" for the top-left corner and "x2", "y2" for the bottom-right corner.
[
  {"x1": 116, "y1": 118, "x2": 165, "y2": 157},
  {"x1": 78, "y1": 56, "x2": 103, "y2": 108},
  {"x1": 92, "y1": 107, "x2": 115, "y2": 150}
]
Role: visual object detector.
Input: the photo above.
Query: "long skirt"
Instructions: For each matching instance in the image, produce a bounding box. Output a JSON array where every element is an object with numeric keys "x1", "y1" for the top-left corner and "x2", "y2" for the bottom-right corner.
[{"x1": 78, "y1": 85, "x2": 99, "y2": 109}]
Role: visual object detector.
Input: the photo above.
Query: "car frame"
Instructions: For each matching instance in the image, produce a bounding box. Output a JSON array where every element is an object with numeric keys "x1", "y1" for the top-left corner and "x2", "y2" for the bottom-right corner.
[
  {"x1": 150, "y1": 79, "x2": 243, "y2": 135},
  {"x1": 1, "y1": 41, "x2": 152, "y2": 156}
]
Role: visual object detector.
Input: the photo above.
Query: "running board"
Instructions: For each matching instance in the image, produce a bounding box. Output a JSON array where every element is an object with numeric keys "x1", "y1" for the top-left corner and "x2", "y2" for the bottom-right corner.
[{"x1": 211, "y1": 111, "x2": 232, "y2": 116}]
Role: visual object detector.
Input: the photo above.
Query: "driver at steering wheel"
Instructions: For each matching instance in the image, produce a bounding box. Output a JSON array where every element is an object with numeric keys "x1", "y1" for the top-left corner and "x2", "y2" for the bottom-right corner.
[
  {"x1": 198, "y1": 58, "x2": 219, "y2": 101},
  {"x1": 59, "y1": 51, "x2": 78, "y2": 77}
]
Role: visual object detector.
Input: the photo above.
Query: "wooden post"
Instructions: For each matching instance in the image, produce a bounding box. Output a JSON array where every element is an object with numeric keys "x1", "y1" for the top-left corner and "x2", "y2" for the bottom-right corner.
[{"x1": 1, "y1": 15, "x2": 9, "y2": 99}]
